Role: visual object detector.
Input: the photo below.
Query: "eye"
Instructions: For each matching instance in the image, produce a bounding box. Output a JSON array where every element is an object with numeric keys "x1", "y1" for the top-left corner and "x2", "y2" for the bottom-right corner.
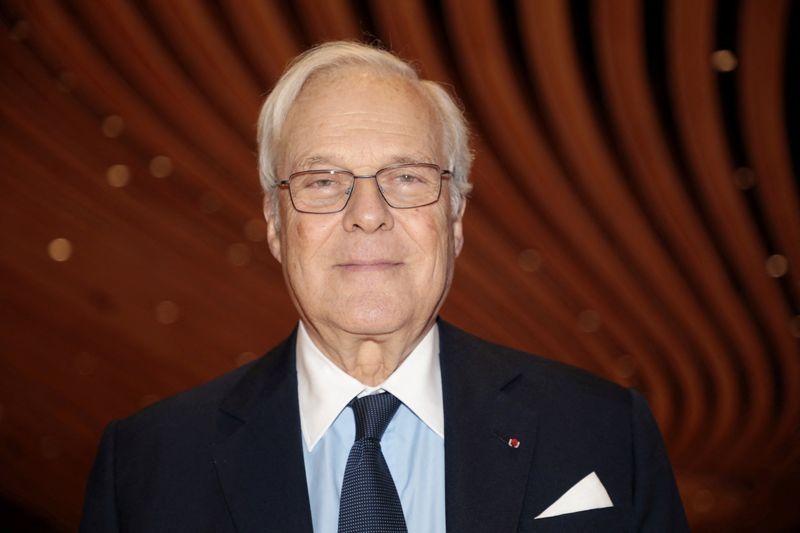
[
  {"x1": 396, "y1": 173, "x2": 423, "y2": 184},
  {"x1": 306, "y1": 178, "x2": 337, "y2": 189},
  {"x1": 293, "y1": 172, "x2": 349, "y2": 191}
]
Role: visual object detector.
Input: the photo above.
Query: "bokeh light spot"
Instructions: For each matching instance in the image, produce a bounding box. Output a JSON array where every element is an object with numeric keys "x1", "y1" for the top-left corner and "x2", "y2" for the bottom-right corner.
[
  {"x1": 227, "y1": 243, "x2": 251, "y2": 267},
  {"x1": 733, "y1": 167, "x2": 755, "y2": 190},
  {"x1": 48, "y1": 238, "x2": 72, "y2": 262},
  {"x1": 149, "y1": 155, "x2": 172, "y2": 178},
  {"x1": 710, "y1": 50, "x2": 737, "y2": 72},
  {"x1": 765, "y1": 254, "x2": 788, "y2": 278},
  {"x1": 155, "y1": 300, "x2": 180, "y2": 325},
  {"x1": 106, "y1": 164, "x2": 131, "y2": 188},
  {"x1": 101, "y1": 115, "x2": 124, "y2": 138}
]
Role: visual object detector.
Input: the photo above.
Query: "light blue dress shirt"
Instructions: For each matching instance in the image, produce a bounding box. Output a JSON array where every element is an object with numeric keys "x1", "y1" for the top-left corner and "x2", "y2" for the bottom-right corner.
[
  {"x1": 295, "y1": 322, "x2": 446, "y2": 533},
  {"x1": 302, "y1": 399, "x2": 445, "y2": 532}
]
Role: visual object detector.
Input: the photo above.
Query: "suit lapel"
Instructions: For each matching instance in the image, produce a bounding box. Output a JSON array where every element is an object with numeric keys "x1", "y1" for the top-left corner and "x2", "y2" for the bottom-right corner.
[
  {"x1": 212, "y1": 331, "x2": 314, "y2": 533},
  {"x1": 439, "y1": 322, "x2": 539, "y2": 532}
]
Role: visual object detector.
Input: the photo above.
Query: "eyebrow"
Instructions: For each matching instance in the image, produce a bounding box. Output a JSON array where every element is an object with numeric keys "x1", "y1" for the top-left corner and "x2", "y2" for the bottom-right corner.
[
  {"x1": 295, "y1": 154, "x2": 434, "y2": 170},
  {"x1": 299, "y1": 155, "x2": 333, "y2": 167}
]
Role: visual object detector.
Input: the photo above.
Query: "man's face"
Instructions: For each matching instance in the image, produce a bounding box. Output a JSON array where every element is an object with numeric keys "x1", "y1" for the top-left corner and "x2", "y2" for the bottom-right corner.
[{"x1": 265, "y1": 66, "x2": 464, "y2": 342}]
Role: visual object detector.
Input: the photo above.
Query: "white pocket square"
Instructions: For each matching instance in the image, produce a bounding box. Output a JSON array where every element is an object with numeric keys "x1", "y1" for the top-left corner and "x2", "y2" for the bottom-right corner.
[{"x1": 535, "y1": 471, "x2": 613, "y2": 519}]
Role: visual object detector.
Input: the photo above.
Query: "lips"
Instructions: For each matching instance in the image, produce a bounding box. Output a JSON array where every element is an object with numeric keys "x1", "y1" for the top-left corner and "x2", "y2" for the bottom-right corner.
[{"x1": 336, "y1": 260, "x2": 402, "y2": 272}]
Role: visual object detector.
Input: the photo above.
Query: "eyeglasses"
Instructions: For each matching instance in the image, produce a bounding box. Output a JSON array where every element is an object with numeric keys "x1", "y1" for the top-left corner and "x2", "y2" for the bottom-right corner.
[{"x1": 278, "y1": 163, "x2": 452, "y2": 214}]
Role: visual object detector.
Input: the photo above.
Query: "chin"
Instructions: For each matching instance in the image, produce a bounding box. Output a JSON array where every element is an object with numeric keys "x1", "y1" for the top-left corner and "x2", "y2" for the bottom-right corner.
[{"x1": 334, "y1": 305, "x2": 411, "y2": 337}]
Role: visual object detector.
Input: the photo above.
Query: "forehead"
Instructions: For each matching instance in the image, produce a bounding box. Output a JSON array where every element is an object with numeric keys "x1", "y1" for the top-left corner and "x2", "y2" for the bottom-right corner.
[{"x1": 280, "y1": 65, "x2": 443, "y2": 168}]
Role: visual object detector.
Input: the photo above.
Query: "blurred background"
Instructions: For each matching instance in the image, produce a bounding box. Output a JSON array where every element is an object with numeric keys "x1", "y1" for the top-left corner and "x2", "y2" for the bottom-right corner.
[{"x1": 1, "y1": 0, "x2": 799, "y2": 531}]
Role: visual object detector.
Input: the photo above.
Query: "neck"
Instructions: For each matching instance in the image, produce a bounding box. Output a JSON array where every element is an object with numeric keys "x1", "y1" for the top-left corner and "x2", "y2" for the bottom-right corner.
[{"x1": 302, "y1": 320, "x2": 433, "y2": 386}]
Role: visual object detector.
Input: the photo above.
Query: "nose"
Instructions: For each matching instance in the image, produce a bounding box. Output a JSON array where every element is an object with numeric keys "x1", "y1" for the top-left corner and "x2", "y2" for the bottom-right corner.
[{"x1": 341, "y1": 177, "x2": 394, "y2": 233}]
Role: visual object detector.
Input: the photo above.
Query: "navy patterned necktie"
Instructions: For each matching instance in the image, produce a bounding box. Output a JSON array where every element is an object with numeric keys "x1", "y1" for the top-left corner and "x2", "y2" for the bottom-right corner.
[{"x1": 338, "y1": 392, "x2": 408, "y2": 533}]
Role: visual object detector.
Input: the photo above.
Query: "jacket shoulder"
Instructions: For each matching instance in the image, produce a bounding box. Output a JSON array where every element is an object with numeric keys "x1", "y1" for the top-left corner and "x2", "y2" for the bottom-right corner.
[
  {"x1": 115, "y1": 332, "x2": 294, "y2": 443},
  {"x1": 438, "y1": 320, "x2": 630, "y2": 406}
]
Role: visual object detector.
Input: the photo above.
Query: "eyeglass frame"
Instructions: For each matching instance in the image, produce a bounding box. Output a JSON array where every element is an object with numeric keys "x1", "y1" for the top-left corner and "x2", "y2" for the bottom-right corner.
[{"x1": 277, "y1": 162, "x2": 453, "y2": 214}]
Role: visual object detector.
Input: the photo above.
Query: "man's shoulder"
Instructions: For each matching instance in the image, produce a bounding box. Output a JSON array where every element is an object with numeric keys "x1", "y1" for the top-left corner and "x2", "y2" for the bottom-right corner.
[
  {"x1": 439, "y1": 321, "x2": 630, "y2": 407},
  {"x1": 109, "y1": 359, "x2": 252, "y2": 449},
  {"x1": 114, "y1": 333, "x2": 295, "y2": 442}
]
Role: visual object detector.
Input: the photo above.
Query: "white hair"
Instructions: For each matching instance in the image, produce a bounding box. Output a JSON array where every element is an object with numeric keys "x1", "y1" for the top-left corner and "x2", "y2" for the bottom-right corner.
[{"x1": 257, "y1": 41, "x2": 472, "y2": 223}]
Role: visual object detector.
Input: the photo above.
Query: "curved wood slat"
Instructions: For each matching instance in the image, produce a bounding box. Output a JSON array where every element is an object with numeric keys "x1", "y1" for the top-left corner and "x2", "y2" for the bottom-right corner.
[
  {"x1": 17, "y1": 1, "x2": 257, "y2": 211},
  {"x1": 0, "y1": 40, "x2": 253, "y2": 262},
  {"x1": 143, "y1": 0, "x2": 262, "y2": 137},
  {"x1": 520, "y1": 0, "x2": 740, "y2": 461},
  {"x1": 668, "y1": 0, "x2": 800, "y2": 460},
  {"x1": 295, "y1": 0, "x2": 363, "y2": 43},
  {"x1": 739, "y1": 0, "x2": 800, "y2": 303},
  {"x1": 443, "y1": 0, "x2": 704, "y2": 447},
  {"x1": 219, "y1": 0, "x2": 301, "y2": 86},
  {"x1": 738, "y1": 0, "x2": 800, "y2": 465},
  {"x1": 592, "y1": 0, "x2": 774, "y2": 469},
  {"x1": 369, "y1": 1, "x2": 602, "y2": 363},
  {"x1": 371, "y1": 0, "x2": 678, "y2": 419}
]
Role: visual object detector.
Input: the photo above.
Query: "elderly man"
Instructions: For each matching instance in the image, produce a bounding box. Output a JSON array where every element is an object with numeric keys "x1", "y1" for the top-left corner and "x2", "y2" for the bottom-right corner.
[{"x1": 81, "y1": 42, "x2": 688, "y2": 532}]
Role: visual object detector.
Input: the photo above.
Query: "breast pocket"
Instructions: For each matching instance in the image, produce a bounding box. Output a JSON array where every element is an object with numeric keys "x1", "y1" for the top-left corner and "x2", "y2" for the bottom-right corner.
[{"x1": 518, "y1": 507, "x2": 625, "y2": 532}]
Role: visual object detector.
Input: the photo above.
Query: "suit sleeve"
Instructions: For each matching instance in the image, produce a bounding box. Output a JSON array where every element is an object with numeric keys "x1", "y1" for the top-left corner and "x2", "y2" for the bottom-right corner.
[
  {"x1": 79, "y1": 420, "x2": 120, "y2": 533},
  {"x1": 629, "y1": 390, "x2": 690, "y2": 532}
]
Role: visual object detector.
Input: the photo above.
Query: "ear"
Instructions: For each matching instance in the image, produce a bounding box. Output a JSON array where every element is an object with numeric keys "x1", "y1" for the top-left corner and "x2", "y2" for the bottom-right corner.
[
  {"x1": 263, "y1": 194, "x2": 282, "y2": 263},
  {"x1": 452, "y1": 196, "x2": 466, "y2": 257}
]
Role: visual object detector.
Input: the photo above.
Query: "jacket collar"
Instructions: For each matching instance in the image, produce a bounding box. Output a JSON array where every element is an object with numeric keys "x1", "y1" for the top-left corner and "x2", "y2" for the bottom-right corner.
[
  {"x1": 439, "y1": 320, "x2": 540, "y2": 532},
  {"x1": 212, "y1": 328, "x2": 314, "y2": 533},
  {"x1": 211, "y1": 321, "x2": 539, "y2": 532}
]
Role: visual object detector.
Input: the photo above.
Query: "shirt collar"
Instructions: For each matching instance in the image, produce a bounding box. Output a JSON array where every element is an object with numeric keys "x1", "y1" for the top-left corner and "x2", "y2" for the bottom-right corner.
[{"x1": 296, "y1": 321, "x2": 443, "y2": 451}]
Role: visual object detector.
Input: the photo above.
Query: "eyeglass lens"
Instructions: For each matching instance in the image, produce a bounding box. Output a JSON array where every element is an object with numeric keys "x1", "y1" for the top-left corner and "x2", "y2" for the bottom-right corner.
[{"x1": 288, "y1": 164, "x2": 443, "y2": 213}]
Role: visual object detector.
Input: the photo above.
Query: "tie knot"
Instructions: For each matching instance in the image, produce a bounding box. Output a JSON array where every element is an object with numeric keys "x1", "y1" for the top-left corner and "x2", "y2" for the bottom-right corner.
[{"x1": 350, "y1": 393, "x2": 401, "y2": 441}]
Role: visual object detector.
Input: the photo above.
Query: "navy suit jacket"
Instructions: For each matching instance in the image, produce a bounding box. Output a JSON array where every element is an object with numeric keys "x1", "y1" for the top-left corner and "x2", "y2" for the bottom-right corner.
[{"x1": 80, "y1": 321, "x2": 689, "y2": 532}]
